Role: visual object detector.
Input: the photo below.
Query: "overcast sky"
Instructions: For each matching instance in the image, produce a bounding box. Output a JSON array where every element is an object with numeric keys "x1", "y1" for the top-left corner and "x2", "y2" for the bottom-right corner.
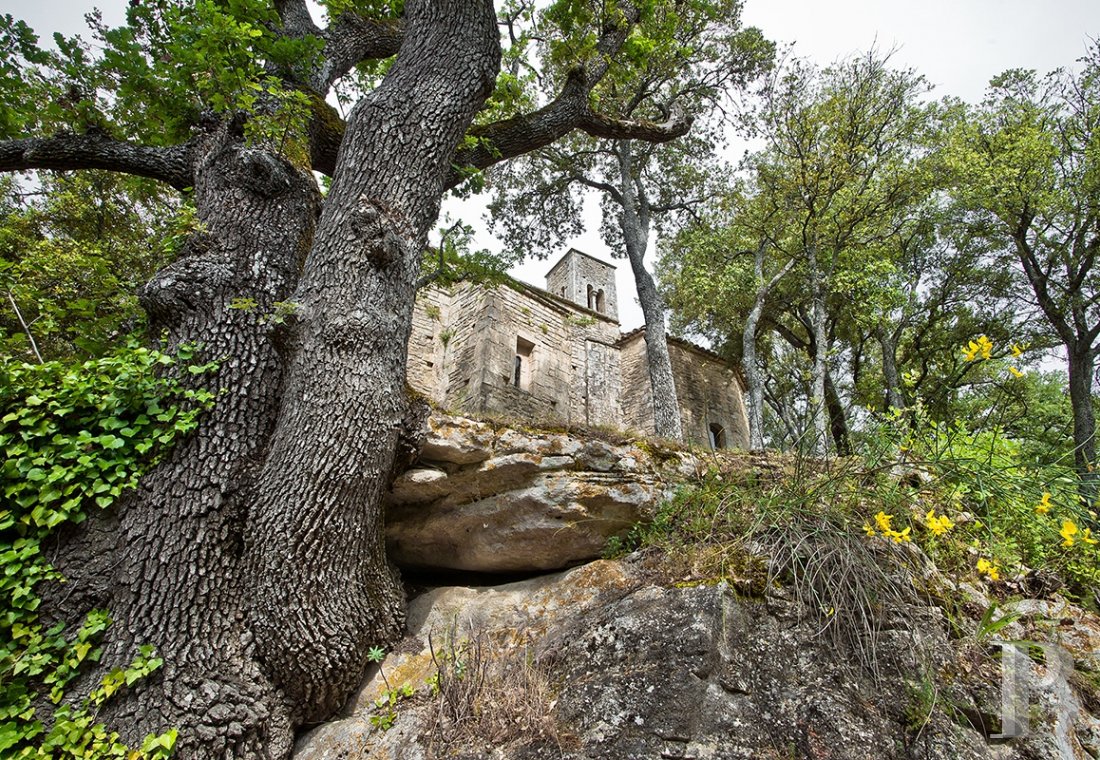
[{"x1": 5, "y1": 1, "x2": 1099, "y2": 329}]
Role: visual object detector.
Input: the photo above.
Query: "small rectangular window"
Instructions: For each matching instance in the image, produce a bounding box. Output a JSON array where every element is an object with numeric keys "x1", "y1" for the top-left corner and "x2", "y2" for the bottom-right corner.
[{"x1": 514, "y1": 337, "x2": 535, "y2": 390}]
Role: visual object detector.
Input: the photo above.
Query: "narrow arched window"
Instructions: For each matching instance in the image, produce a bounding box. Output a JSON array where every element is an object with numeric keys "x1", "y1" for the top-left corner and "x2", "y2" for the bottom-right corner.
[
  {"x1": 708, "y1": 423, "x2": 726, "y2": 450},
  {"x1": 595, "y1": 289, "x2": 605, "y2": 313},
  {"x1": 586, "y1": 284, "x2": 595, "y2": 310},
  {"x1": 514, "y1": 337, "x2": 535, "y2": 390}
]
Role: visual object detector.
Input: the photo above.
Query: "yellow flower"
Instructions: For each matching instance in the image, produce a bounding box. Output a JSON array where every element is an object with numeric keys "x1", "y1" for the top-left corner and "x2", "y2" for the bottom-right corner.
[
  {"x1": 888, "y1": 526, "x2": 911, "y2": 543},
  {"x1": 866, "y1": 512, "x2": 910, "y2": 542},
  {"x1": 1036, "y1": 492, "x2": 1052, "y2": 514},
  {"x1": 1061, "y1": 520, "x2": 1079, "y2": 547},
  {"x1": 1083, "y1": 527, "x2": 1098, "y2": 546},
  {"x1": 924, "y1": 509, "x2": 954, "y2": 536},
  {"x1": 1011, "y1": 343, "x2": 1024, "y2": 357},
  {"x1": 976, "y1": 557, "x2": 1000, "y2": 581},
  {"x1": 1009, "y1": 366, "x2": 1024, "y2": 378},
  {"x1": 963, "y1": 335, "x2": 994, "y2": 361}
]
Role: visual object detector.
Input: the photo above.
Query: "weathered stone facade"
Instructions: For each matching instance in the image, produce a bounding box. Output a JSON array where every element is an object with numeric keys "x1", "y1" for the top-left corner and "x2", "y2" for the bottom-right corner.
[{"x1": 407, "y1": 249, "x2": 749, "y2": 449}]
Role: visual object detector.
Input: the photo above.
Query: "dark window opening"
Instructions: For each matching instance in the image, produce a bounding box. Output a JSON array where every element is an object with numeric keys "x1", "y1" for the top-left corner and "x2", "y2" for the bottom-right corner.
[
  {"x1": 514, "y1": 337, "x2": 535, "y2": 390},
  {"x1": 595, "y1": 288, "x2": 605, "y2": 313},
  {"x1": 708, "y1": 423, "x2": 726, "y2": 450},
  {"x1": 586, "y1": 284, "x2": 595, "y2": 310}
]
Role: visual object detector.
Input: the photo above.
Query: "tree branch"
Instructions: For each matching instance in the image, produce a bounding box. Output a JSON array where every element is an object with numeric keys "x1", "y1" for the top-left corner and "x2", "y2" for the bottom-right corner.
[
  {"x1": 568, "y1": 172, "x2": 623, "y2": 205},
  {"x1": 444, "y1": 74, "x2": 692, "y2": 190},
  {"x1": 315, "y1": 14, "x2": 405, "y2": 92},
  {"x1": 0, "y1": 132, "x2": 196, "y2": 190},
  {"x1": 444, "y1": 2, "x2": 661, "y2": 189},
  {"x1": 274, "y1": 0, "x2": 320, "y2": 37},
  {"x1": 578, "y1": 108, "x2": 692, "y2": 142}
]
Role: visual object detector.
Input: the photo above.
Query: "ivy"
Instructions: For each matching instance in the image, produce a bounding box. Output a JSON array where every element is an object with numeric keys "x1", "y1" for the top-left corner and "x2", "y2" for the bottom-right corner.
[{"x1": 0, "y1": 342, "x2": 214, "y2": 758}]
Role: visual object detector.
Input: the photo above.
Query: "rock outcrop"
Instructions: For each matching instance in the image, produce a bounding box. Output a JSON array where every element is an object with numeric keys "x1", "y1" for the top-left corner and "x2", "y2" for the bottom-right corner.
[
  {"x1": 295, "y1": 556, "x2": 1100, "y2": 760},
  {"x1": 384, "y1": 413, "x2": 703, "y2": 573}
]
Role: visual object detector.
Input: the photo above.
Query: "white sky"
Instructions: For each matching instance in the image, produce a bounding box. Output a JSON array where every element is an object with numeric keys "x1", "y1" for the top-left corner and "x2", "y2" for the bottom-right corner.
[{"x1": 6, "y1": 0, "x2": 1100, "y2": 329}]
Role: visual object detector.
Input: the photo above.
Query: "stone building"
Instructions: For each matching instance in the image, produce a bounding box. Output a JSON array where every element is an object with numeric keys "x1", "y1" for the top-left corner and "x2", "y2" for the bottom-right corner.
[{"x1": 406, "y1": 249, "x2": 749, "y2": 449}]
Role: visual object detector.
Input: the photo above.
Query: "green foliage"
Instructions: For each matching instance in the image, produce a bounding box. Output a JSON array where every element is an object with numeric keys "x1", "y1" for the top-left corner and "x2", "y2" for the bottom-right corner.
[
  {"x1": 0, "y1": 172, "x2": 189, "y2": 362},
  {"x1": 612, "y1": 399, "x2": 1099, "y2": 677},
  {"x1": 0, "y1": 342, "x2": 214, "y2": 757},
  {"x1": 489, "y1": 0, "x2": 773, "y2": 262},
  {"x1": 4, "y1": 0, "x2": 320, "y2": 161},
  {"x1": 418, "y1": 221, "x2": 517, "y2": 288},
  {"x1": 887, "y1": 405, "x2": 1100, "y2": 597},
  {"x1": 363, "y1": 646, "x2": 414, "y2": 732}
]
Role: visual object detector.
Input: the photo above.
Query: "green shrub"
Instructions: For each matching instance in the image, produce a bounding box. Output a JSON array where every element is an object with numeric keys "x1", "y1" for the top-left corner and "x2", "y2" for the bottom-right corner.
[{"x1": 0, "y1": 342, "x2": 214, "y2": 757}]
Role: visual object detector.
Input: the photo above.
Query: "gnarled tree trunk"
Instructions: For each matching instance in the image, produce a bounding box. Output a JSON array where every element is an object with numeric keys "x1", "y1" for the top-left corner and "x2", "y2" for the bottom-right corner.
[{"x1": 44, "y1": 2, "x2": 501, "y2": 756}]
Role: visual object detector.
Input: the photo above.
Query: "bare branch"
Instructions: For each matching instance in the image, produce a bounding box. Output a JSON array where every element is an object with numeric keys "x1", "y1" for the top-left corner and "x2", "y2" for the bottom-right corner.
[
  {"x1": 5, "y1": 290, "x2": 43, "y2": 364},
  {"x1": 0, "y1": 132, "x2": 196, "y2": 190},
  {"x1": 568, "y1": 173, "x2": 623, "y2": 204}
]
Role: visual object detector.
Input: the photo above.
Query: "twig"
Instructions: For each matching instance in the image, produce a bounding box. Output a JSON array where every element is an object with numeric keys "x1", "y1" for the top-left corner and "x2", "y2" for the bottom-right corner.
[
  {"x1": 416, "y1": 221, "x2": 464, "y2": 289},
  {"x1": 6, "y1": 290, "x2": 44, "y2": 363}
]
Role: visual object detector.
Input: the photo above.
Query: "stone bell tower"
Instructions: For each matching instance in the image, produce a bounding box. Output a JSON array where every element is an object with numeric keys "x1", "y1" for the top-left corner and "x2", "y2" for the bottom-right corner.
[{"x1": 545, "y1": 248, "x2": 618, "y2": 322}]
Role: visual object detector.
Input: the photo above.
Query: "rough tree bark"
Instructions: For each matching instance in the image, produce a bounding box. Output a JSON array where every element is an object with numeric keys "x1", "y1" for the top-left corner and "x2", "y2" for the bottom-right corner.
[
  {"x1": 47, "y1": 129, "x2": 323, "y2": 756},
  {"x1": 806, "y1": 245, "x2": 829, "y2": 457},
  {"x1": 37, "y1": 2, "x2": 500, "y2": 756},
  {"x1": 616, "y1": 140, "x2": 683, "y2": 441},
  {"x1": 1067, "y1": 345, "x2": 1098, "y2": 492},
  {"x1": 875, "y1": 324, "x2": 906, "y2": 412},
  {"x1": 244, "y1": 2, "x2": 499, "y2": 726}
]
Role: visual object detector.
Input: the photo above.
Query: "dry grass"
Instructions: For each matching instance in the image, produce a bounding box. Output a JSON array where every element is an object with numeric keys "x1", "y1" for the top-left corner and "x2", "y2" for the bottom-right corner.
[{"x1": 424, "y1": 624, "x2": 571, "y2": 758}]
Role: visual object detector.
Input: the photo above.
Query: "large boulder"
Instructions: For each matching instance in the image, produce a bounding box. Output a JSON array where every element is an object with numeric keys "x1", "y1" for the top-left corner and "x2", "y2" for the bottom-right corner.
[
  {"x1": 384, "y1": 413, "x2": 703, "y2": 573},
  {"x1": 293, "y1": 558, "x2": 1100, "y2": 760}
]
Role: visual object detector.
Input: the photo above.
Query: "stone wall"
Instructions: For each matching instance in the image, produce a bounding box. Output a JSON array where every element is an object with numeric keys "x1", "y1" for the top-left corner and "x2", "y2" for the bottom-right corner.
[
  {"x1": 618, "y1": 333, "x2": 749, "y2": 449},
  {"x1": 408, "y1": 278, "x2": 749, "y2": 449},
  {"x1": 667, "y1": 340, "x2": 749, "y2": 450},
  {"x1": 407, "y1": 285, "x2": 491, "y2": 410},
  {"x1": 409, "y1": 282, "x2": 621, "y2": 427},
  {"x1": 618, "y1": 333, "x2": 654, "y2": 436}
]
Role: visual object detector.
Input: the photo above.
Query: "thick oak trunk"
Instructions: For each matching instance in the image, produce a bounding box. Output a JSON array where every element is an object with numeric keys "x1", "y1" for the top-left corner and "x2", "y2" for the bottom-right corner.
[
  {"x1": 45, "y1": 2, "x2": 500, "y2": 756},
  {"x1": 244, "y1": 0, "x2": 500, "y2": 728},
  {"x1": 50, "y1": 131, "x2": 321, "y2": 756}
]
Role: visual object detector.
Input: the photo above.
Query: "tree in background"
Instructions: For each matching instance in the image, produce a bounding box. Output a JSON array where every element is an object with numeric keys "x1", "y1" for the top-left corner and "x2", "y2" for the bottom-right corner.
[
  {"x1": 0, "y1": 172, "x2": 183, "y2": 360},
  {"x1": 945, "y1": 47, "x2": 1100, "y2": 487},
  {"x1": 0, "y1": 1, "x2": 711, "y2": 755},
  {"x1": 488, "y1": 0, "x2": 772, "y2": 440},
  {"x1": 664, "y1": 51, "x2": 934, "y2": 454}
]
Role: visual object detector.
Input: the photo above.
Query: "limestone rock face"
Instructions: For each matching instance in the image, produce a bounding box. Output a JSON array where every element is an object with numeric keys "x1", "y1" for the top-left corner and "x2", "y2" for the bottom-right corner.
[
  {"x1": 293, "y1": 558, "x2": 1100, "y2": 760},
  {"x1": 385, "y1": 413, "x2": 701, "y2": 573}
]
